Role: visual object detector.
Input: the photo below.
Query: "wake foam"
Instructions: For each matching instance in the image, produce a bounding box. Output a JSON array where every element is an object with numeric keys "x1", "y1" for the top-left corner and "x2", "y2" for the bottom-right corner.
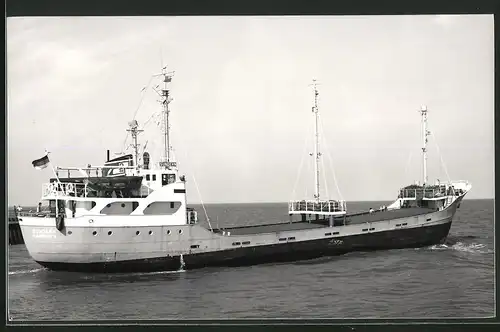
[
  {"x1": 8, "y1": 268, "x2": 46, "y2": 276},
  {"x1": 428, "y1": 242, "x2": 492, "y2": 254}
]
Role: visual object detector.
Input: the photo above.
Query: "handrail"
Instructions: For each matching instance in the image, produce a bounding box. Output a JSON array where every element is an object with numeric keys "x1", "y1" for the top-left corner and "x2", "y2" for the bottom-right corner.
[
  {"x1": 398, "y1": 187, "x2": 457, "y2": 199},
  {"x1": 288, "y1": 199, "x2": 347, "y2": 213},
  {"x1": 17, "y1": 211, "x2": 54, "y2": 218},
  {"x1": 41, "y1": 182, "x2": 88, "y2": 199}
]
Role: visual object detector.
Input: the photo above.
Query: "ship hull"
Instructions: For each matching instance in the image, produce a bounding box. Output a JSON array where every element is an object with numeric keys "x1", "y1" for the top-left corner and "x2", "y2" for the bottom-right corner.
[
  {"x1": 33, "y1": 214, "x2": 452, "y2": 273},
  {"x1": 20, "y1": 196, "x2": 464, "y2": 274}
]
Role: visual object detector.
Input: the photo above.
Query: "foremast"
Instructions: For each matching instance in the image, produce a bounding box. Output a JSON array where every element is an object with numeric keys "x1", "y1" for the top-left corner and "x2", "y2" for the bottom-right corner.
[{"x1": 288, "y1": 80, "x2": 346, "y2": 221}]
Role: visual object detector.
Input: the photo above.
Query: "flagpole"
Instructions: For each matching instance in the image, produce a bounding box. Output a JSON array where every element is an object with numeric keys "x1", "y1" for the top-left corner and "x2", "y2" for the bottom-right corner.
[
  {"x1": 45, "y1": 150, "x2": 61, "y2": 184},
  {"x1": 45, "y1": 150, "x2": 61, "y2": 218}
]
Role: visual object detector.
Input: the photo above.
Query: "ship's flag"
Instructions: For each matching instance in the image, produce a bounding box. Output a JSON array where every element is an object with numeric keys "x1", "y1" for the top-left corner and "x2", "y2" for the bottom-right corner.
[
  {"x1": 164, "y1": 76, "x2": 172, "y2": 83},
  {"x1": 32, "y1": 154, "x2": 50, "y2": 170}
]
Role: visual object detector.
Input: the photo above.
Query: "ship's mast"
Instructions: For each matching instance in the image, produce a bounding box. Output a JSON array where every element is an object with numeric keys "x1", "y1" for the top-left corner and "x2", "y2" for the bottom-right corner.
[
  {"x1": 159, "y1": 66, "x2": 175, "y2": 169},
  {"x1": 311, "y1": 80, "x2": 321, "y2": 202},
  {"x1": 419, "y1": 105, "x2": 430, "y2": 186},
  {"x1": 126, "y1": 120, "x2": 143, "y2": 172}
]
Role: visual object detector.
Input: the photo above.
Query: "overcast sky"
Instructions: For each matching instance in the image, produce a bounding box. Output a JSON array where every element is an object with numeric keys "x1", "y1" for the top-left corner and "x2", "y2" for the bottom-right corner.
[{"x1": 7, "y1": 15, "x2": 493, "y2": 205}]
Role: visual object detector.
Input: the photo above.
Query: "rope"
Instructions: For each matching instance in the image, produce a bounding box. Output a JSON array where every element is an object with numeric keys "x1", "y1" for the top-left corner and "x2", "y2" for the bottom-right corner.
[
  {"x1": 403, "y1": 151, "x2": 413, "y2": 182},
  {"x1": 121, "y1": 75, "x2": 156, "y2": 152},
  {"x1": 290, "y1": 121, "x2": 311, "y2": 201},
  {"x1": 430, "y1": 133, "x2": 454, "y2": 194},
  {"x1": 318, "y1": 113, "x2": 344, "y2": 201},
  {"x1": 321, "y1": 150, "x2": 329, "y2": 199},
  {"x1": 318, "y1": 118, "x2": 329, "y2": 199},
  {"x1": 305, "y1": 139, "x2": 311, "y2": 199},
  {"x1": 177, "y1": 140, "x2": 213, "y2": 231},
  {"x1": 191, "y1": 172, "x2": 213, "y2": 231}
]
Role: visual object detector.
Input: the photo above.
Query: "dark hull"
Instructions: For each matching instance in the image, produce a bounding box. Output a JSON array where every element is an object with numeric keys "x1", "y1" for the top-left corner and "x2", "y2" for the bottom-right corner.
[{"x1": 36, "y1": 219, "x2": 452, "y2": 273}]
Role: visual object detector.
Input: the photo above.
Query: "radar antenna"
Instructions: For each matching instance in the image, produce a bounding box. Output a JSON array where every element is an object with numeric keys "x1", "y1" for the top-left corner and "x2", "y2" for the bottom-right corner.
[{"x1": 126, "y1": 119, "x2": 143, "y2": 172}]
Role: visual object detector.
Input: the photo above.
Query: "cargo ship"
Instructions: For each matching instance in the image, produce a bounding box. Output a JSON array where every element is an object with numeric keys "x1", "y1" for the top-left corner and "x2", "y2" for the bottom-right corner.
[{"x1": 17, "y1": 68, "x2": 471, "y2": 273}]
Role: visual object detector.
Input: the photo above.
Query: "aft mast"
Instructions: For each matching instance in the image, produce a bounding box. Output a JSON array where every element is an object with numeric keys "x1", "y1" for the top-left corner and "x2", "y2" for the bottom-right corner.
[
  {"x1": 312, "y1": 80, "x2": 321, "y2": 202},
  {"x1": 419, "y1": 105, "x2": 430, "y2": 186}
]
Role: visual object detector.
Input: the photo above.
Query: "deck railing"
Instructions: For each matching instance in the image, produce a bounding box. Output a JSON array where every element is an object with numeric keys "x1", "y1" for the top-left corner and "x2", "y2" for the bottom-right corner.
[
  {"x1": 398, "y1": 186, "x2": 456, "y2": 199},
  {"x1": 288, "y1": 200, "x2": 347, "y2": 214},
  {"x1": 41, "y1": 182, "x2": 87, "y2": 199}
]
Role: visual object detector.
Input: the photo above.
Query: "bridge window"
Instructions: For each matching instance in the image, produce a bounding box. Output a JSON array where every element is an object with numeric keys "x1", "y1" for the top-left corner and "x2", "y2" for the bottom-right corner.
[{"x1": 162, "y1": 173, "x2": 176, "y2": 186}]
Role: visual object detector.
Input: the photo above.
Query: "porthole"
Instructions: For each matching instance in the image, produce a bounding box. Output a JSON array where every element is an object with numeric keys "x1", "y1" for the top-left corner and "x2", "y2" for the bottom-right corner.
[
  {"x1": 167, "y1": 230, "x2": 171, "y2": 235},
  {"x1": 149, "y1": 230, "x2": 153, "y2": 235},
  {"x1": 68, "y1": 231, "x2": 72, "y2": 235},
  {"x1": 121, "y1": 203, "x2": 126, "y2": 208},
  {"x1": 108, "y1": 231, "x2": 113, "y2": 236},
  {"x1": 136, "y1": 231, "x2": 140, "y2": 235},
  {"x1": 92, "y1": 231, "x2": 97, "y2": 236},
  {"x1": 178, "y1": 229, "x2": 183, "y2": 234}
]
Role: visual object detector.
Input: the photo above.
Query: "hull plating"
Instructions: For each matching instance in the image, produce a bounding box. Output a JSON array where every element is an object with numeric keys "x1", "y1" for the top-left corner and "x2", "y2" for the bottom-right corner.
[
  {"x1": 36, "y1": 219, "x2": 452, "y2": 273},
  {"x1": 21, "y1": 196, "x2": 464, "y2": 273}
]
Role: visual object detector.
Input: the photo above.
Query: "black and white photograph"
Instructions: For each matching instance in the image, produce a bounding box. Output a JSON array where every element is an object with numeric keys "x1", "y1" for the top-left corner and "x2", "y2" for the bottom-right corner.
[{"x1": 7, "y1": 14, "x2": 494, "y2": 321}]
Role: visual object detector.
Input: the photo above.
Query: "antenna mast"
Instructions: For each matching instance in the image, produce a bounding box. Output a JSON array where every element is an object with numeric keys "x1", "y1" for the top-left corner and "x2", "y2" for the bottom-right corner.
[
  {"x1": 311, "y1": 79, "x2": 321, "y2": 202},
  {"x1": 419, "y1": 105, "x2": 430, "y2": 186}
]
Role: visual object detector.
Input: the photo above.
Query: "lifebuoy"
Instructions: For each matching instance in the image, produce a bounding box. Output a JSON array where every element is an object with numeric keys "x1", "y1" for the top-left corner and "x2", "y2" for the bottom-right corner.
[{"x1": 56, "y1": 215, "x2": 65, "y2": 231}]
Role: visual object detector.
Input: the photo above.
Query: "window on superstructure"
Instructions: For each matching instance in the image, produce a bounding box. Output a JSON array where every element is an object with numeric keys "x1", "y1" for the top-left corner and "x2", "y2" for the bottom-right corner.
[
  {"x1": 143, "y1": 202, "x2": 181, "y2": 215},
  {"x1": 152, "y1": 174, "x2": 156, "y2": 181},
  {"x1": 146, "y1": 174, "x2": 150, "y2": 181},
  {"x1": 100, "y1": 202, "x2": 139, "y2": 215}
]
